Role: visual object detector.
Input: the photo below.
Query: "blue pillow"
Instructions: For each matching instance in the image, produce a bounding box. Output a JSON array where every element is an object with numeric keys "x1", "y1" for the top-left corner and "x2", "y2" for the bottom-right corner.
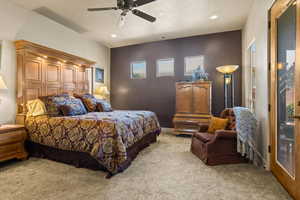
[{"x1": 53, "y1": 96, "x2": 87, "y2": 116}]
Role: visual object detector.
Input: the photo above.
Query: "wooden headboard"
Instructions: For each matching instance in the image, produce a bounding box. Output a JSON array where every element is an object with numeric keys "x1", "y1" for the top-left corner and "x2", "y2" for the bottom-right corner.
[{"x1": 15, "y1": 40, "x2": 96, "y2": 113}]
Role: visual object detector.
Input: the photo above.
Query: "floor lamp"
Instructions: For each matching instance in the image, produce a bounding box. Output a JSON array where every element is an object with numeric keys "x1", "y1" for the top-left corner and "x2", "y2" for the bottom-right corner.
[{"x1": 216, "y1": 65, "x2": 239, "y2": 108}]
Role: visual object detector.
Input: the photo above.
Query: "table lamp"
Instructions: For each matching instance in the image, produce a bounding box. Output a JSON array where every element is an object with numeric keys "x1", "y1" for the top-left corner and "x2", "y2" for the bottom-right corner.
[{"x1": 94, "y1": 85, "x2": 110, "y2": 100}]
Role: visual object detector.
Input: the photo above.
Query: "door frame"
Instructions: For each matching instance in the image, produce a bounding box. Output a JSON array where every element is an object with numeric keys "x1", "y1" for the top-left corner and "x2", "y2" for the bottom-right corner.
[
  {"x1": 269, "y1": 0, "x2": 299, "y2": 198},
  {"x1": 246, "y1": 40, "x2": 256, "y2": 113}
]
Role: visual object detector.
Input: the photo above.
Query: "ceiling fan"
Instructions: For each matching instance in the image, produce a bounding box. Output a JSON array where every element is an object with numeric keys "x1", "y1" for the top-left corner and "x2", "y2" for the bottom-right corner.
[{"x1": 88, "y1": 0, "x2": 157, "y2": 26}]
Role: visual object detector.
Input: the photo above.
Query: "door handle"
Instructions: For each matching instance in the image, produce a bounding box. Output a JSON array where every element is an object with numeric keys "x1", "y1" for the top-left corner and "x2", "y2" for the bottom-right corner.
[{"x1": 293, "y1": 115, "x2": 300, "y2": 119}]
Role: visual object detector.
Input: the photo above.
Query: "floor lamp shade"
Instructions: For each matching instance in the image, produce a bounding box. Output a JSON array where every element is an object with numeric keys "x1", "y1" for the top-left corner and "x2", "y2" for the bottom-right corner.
[
  {"x1": 216, "y1": 65, "x2": 239, "y2": 108},
  {"x1": 216, "y1": 65, "x2": 239, "y2": 74}
]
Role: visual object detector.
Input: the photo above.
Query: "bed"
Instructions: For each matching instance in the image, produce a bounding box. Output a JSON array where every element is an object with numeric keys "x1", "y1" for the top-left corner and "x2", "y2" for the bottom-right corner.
[
  {"x1": 25, "y1": 110, "x2": 161, "y2": 177},
  {"x1": 15, "y1": 41, "x2": 161, "y2": 177}
]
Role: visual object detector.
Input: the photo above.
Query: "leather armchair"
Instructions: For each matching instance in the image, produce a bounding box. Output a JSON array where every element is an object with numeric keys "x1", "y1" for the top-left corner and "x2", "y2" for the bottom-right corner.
[{"x1": 191, "y1": 109, "x2": 247, "y2": 165}]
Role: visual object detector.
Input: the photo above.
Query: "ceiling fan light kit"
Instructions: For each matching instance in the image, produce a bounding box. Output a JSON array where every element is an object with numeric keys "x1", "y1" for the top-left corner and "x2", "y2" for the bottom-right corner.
[{"x1": 88, "y1": 0, "x2": 157, "y2": 23}]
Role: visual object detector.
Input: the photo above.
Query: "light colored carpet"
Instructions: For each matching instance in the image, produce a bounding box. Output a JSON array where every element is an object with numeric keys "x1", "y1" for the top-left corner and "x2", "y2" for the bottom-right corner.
[{"x1": 0, "y1": 129, "x2": 291, "y2": 200}]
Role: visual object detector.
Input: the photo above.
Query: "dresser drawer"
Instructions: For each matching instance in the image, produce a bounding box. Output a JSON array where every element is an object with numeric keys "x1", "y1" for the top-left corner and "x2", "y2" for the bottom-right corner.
[
  {"x1": 0, "y1": 130, "x2": 26, "y2": 146},
  {"x1": 0, "y1": 143, "x2": 23, "y2": 157}
]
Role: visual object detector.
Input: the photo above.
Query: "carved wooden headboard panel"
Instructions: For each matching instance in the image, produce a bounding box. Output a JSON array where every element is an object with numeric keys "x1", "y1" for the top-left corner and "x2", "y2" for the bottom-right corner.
[{"x1": 15, "y1": 40, "x2": 96, "y2": 113}]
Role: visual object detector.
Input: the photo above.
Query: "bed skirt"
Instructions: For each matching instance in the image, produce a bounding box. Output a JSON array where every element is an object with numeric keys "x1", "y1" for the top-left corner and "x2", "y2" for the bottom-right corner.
[{"x1": 25, "y1": 130, "x2": 160, "y2": 178}]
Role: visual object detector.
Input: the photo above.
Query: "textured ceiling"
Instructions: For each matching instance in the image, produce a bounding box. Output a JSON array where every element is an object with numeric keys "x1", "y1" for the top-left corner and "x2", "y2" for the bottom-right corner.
[{"x1": 11, "y1": 0, "x2": 254, "y2": 48}]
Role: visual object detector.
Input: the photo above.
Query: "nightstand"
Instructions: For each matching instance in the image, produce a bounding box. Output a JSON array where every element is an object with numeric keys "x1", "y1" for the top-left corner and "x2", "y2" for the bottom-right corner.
[
  {"x1": 0, "y1": 125, "x2": 28, "y2": 162},
  {"x1": 16, "y1": 114, "x2": 26, "y2": 125}
]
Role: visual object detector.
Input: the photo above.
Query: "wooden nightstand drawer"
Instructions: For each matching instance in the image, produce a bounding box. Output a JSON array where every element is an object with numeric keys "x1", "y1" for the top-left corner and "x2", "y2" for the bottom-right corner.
[
  {"x1": 0, "y1": 125, "x2": 28, "y2": 162},
  {"x1": 16, "y1": 114, "x2": 26, "y2": 125},
  {"x1": 0, "y1": 131, "x2": 26, "y2": 146},
  {"x1": 0, "y1": 143, "x2": 23, "y2": 156}
]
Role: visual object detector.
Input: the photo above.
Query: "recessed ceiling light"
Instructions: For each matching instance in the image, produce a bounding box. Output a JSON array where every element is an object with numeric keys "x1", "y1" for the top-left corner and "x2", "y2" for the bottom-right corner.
[
  {"x1": 111, "y1": 34, "x2": 117, "y2": 38},
  {"x1": 210, "y1": 15, "x2": 219, "y2": 20}
]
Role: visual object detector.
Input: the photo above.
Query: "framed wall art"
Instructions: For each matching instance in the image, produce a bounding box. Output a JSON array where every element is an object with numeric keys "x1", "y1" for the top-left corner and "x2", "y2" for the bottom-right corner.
[{"x1": 95, "y1": 68, "x2": 104, "y2": 83}]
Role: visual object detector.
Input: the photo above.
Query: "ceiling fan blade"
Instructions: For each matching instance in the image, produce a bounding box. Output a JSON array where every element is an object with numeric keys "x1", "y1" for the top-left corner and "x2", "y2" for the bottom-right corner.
[
  {"x1": 87, "y1": 7, "x2": 118, "y2": 11},
  {"x1": 134, "y1": 0, "x2": 156, "y2": 7},
  {"x1": 132, "y1": 9, "x2": 156, "y2": 22}
]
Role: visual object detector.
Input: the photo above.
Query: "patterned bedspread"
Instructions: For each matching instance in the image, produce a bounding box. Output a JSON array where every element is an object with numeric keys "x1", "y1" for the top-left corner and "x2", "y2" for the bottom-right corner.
[{"x1": 25, "y1": 110, "x2": 161, "y2": 174}]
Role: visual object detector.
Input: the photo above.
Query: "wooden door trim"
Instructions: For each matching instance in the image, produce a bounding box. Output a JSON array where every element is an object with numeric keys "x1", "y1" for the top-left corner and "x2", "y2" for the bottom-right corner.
[
  {"x1": 295, "y1": 0, "x2": 300, "y2": 198},
  {"x1": 269, "y1": 0, "x2": 298, "y2": 198}
]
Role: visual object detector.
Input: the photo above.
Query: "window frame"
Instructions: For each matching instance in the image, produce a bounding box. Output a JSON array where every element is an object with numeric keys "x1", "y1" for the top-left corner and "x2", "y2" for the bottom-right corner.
[
  {"x1": 247, "y1": 41, "x2": 256, "y2": 113},
  {"x1": 184, "y1": 55, "x2": 205, "y2": 76},
  {"x1": 130, "y1": 60, "x2": 147, "y2": 79},
  {"x1": 156, "y1": 58, "x2": 175, "y2": 77}
]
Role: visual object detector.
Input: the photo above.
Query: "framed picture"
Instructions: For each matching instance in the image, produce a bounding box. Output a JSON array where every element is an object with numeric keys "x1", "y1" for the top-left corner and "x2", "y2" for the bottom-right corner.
[
  {"x1": 156, "y1": 58, "x2": 175, "y2": 77},
  {"x1": 131, "y1": 61, "x2": 147, "y2": 79},
  {"x1": 184, "y1": 55, "x2": 205, "y2": 76},
  {"x1": 95, "y1": 68, "x2": 104, "y2": 83}
]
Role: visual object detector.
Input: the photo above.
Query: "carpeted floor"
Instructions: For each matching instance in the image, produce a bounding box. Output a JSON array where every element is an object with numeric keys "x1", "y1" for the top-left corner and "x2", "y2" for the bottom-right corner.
[{"x1": 0, "y1": 129, "x2": 291, "y2": 200}]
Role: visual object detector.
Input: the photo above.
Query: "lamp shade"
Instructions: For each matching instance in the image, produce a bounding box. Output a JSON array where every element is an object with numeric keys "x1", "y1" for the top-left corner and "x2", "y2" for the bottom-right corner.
[
  {"x1": 0, "y1": 75, "x2": 8, "y2": 90},
  {"x1": 95, "y1": 85, "x2": 110, "y2": 96},
  {"x1": 216, "y1": 65, "x2": 239, "y2": 74}
]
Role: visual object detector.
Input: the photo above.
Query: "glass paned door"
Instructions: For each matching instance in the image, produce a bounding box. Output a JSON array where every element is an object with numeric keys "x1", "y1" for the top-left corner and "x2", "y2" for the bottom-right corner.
[
  {"x1": 270, "y1": 0, "x2": 300, "y2": 198},
  {"x1": 276, "y1": 2, "x2": 296, "y2": 178}
]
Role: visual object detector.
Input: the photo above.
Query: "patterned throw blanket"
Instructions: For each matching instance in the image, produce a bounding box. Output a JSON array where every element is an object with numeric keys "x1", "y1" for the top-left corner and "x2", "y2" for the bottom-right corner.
[
  {"x1": 26, "y1": 110, "x2": 161, "y2": 174},
  {"x1": 233, "y1": 107, "x2": 264, "y2": 167}
]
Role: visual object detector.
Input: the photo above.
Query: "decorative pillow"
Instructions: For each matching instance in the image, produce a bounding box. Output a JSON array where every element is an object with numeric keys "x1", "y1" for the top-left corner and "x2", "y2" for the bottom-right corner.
[
  {"x1": 96, "y1": 103, "x2": 104, "y2": 112},
  {"x1": 39, "y1": 94, "x2": 87, "y2": 116},
  {"x1": 53, "y1": 96, "x2": 87, "y2": 116},
  {"x1": 59, "y1": 105, "x2": 72, "y2": 116},
  {"x1": 96, "y1": 99, "x2": 113, "y2": 112},
  {"x1": 74, "y1": 93, "x2": 96, "y2": 112},
  {"x1": 74, "y1": 93, "x2": 113, "y2": 112},
  {"x1": 207, "y1": 117, "x2": 229, "y2": 133},
  {"x1": 39, "y1": 94, "x2": 69, "y2": 116},
  {"x1": 26, "y1": 99, "x2": 47, "y2": 117},
  {"x1": 220, "y1": 109, "x2": 236, "y2": 130}
]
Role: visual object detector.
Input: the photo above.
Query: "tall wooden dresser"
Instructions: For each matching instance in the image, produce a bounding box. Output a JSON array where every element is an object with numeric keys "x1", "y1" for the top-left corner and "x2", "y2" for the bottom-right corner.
[{"x1": 173, "y1": 81, "x2": 212, "y2": 135}]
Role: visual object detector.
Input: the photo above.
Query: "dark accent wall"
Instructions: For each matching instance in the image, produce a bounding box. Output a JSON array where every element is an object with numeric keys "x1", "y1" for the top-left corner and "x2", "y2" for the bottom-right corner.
[{"x1": 111, "y1": 30, "x2": 242, "y2": 127}]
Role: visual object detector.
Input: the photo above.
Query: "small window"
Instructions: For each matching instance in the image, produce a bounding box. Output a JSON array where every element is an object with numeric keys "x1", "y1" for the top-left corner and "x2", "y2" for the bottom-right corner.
[
  {"x1": 156, "y1": 58, "x2": 175, "y2": 77},
  {"x1": 184, "y1": 55, "x2": 205, "y2": 76},
  {"x1": 131, "y1": 61, "x2": 146, "y2": 79}
]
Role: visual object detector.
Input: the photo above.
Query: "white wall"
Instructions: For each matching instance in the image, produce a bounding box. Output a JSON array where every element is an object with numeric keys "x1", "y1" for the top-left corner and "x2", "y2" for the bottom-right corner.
[
  {"x1": 242, "y1": 0, "x2": 275, "y2": 169},
  {"x1": 0, "y1": 0, "x2": 110, "y2": 124},
  {"x1": 0, "y1": 41, "x2": 18, "y2": 123}
]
